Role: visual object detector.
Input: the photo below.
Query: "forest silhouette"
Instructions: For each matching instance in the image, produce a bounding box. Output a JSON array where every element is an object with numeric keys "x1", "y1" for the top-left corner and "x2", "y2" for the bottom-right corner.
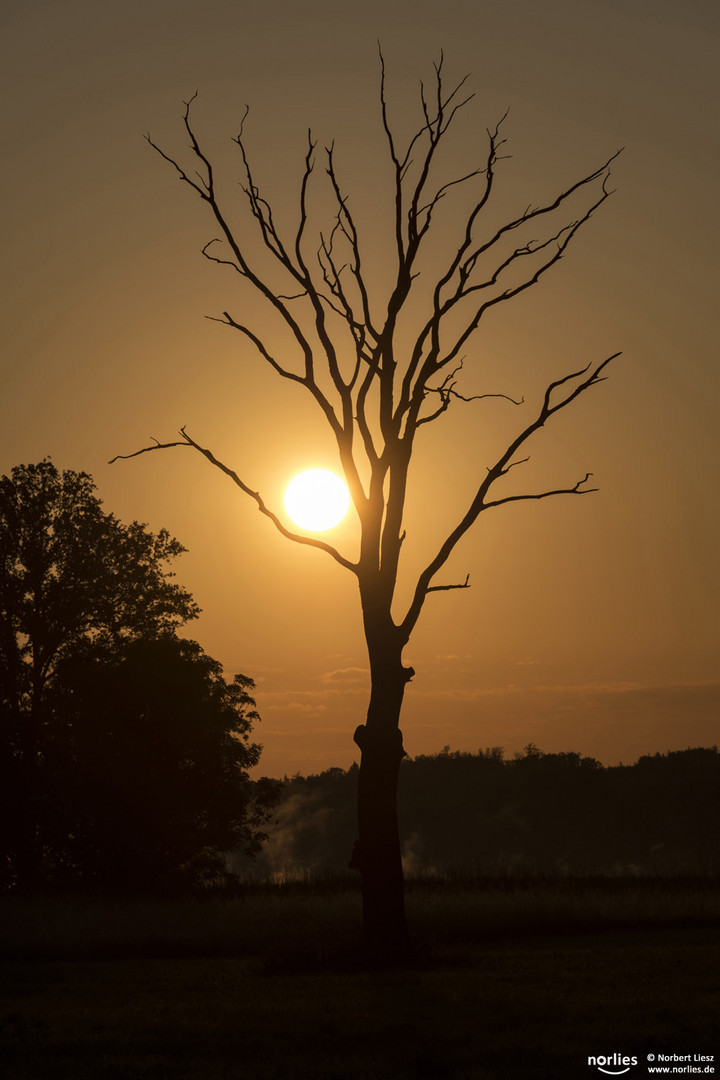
[{"x1": 251, "y1": 746, "x2": 720, "y2": 882}]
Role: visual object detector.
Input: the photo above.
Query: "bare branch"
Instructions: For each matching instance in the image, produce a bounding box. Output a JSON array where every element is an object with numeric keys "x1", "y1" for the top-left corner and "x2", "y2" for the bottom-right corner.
[
  {"x1": 426, "y1": 573, "x2": 471, "y2": 594},
  {"x1": 111, "y1": 429, "x2": 358, "y2": 575},
  {"x1": 400, "y1": 352, "x2": 620, "y2": 642},
  {"x1": 325, "y1": 143, "x2": 379, "y2": 340},
  {"x1": 148, "y1": 96, "x2": 333, "y2": 397},
  {"x1": 482, "y1": 472, "x2": 597, "y2": 510},
  {"x1": 396, "y1": 111, "x2": 510, "y2": 421},
  {"x1": 205, "y1": 312, "x2": 307, "y2": 385},
  {"x1": 201, "y1": 238, "x2": 245, "y2": 274},
  {"x1": 447, "y1": 388, "x2": 523, "y2": 407},
  {"x1": 144, "y1": 93, "x2": 210, "y2": 198},
  {"x1": 417, "y1": 361, "x2": 524, "y2": 426},
  {"x1": 464, "y1": 148, "x2": 623, "y2": 273},
  {"x1": 109, "y1": 437, "x2": 188, "y2": 464},
  {"x1": 496, "y1": 455, "x2": 530, "y2": 477},
  {"x1": 406, "y1": 64, "x2": 475, "y2": 247},
  {"x1": 397, "y1": 143, "x2": 621, "y2": 432},
  {"x1": 378, "y1": 43, "x2": 405, "y2": 264}
]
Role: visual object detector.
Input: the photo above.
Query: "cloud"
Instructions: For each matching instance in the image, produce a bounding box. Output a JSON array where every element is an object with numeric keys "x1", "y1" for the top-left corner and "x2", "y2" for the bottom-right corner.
[
  {"x1": 412, "y1": 684, "x2": 524, "y2": 701},
  {"x1": 412, "y1": 678, "x2": 720, "y2": 705},
  {"x1": 319, "y1": 666, "x2": 369, "y2": 686},
  {"x1": 284, "y1": 701, "x2": 328, "y2": 713},
  {"x1": 534, "y1": 680, "x2": 646, "y2": 696},
  {"x1": 261, "y1": 685, "x2": 367, "y2": 710},
  {"x1": 401, "y1": 680, "x2": 720, "y2": 767}
]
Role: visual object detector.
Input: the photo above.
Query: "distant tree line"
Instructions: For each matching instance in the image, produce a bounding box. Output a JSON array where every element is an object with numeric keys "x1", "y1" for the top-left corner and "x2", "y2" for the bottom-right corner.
[
  {"x1": 0, "y1": 461, "x2": 278, "y2": 894},
  {"x1": 247, "y1": 745, "x2": 720, "y2": 879}
]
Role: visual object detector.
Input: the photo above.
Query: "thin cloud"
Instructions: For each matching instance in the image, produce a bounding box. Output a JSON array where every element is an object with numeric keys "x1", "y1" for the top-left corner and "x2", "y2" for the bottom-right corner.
[
  {"x1": 259, "y1": 686, "x2": 367, "y2": 710},
  {"x1": 412, "y1": 684, "x2": 524, "y2": 700},
  {"x1": 283, "y1": 701, "x2": 328, "y2": 713},
  {"x1": 319, "y1": 666, "x2": 369, "y2": 685}
]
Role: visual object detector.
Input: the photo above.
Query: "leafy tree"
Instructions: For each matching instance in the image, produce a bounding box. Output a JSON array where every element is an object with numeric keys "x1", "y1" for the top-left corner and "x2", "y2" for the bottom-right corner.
[
  {"x1": 115, "y1": 52, "x2": 621, "y2": 955},
  {"x1": 0, "y1": 460, "x2": 198, "y2": 704},
  {"x1": 0, "y1": 460, "x2": 273, "y2": 891},
  {"x1": 44, "y1": 636, "x2": 277, "y2": 891}
]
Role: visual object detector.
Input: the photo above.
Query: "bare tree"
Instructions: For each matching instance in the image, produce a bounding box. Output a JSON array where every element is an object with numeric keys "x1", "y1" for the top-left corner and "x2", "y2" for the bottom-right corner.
[{"x1": 113, "y1": 50, "x2": 621, "y2": 958}]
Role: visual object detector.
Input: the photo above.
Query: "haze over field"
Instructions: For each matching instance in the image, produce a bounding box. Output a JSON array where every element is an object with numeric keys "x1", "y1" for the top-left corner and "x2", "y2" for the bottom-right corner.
[{"x1": 1, "y1": 0, "x2": 718, "y2": 776}]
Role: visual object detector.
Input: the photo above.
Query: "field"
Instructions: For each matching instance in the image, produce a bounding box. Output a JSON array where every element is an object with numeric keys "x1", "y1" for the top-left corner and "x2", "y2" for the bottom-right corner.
[{"x1": 1, "y1": 878, "x2": 718, "y2": 1079}]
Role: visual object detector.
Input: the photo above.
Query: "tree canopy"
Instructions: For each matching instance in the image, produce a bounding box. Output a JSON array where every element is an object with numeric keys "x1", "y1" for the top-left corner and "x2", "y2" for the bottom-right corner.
[
  {"x1": 0, "y1": 460, "x2": 276, "y2": 892},
  {"x1": 43, "y1": 636, "x2": 277, "y2": 891},
  {"x1": 0, "y1": 460, "x2": 199, "y2": 724}
]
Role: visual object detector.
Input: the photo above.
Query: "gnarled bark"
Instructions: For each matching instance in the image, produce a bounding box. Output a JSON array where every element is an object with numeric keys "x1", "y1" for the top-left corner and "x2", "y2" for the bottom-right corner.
[{"x1": 350, "y1": 638, "x2": 414, "y2": 957}]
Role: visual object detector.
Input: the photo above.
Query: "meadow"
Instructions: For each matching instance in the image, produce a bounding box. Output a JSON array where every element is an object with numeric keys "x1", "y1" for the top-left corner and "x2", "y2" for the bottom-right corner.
[{"x1": 2, "y1": 876, "x2": 718, "y2": 1079}]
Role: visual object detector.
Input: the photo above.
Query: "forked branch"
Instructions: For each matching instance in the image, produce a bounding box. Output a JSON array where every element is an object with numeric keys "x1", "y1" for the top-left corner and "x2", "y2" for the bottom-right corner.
[
  {"x1": 397, "y1": 151, "x2": 620, "y2": 432},
  {"x1": 399, "y1": 352, "x2": 620, "y2": 641}
]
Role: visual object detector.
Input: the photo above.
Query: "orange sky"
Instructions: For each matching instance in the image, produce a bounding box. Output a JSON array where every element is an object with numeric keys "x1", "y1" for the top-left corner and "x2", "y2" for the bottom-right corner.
[{"x1": 1, "y1": 0, "x2": 718, "y2": 777}]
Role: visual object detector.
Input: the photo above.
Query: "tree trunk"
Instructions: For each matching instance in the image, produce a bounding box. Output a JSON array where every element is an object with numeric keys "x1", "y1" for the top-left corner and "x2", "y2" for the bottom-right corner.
[{"x1": 350, "y1": 642, "x2": 413, "y2": 961}]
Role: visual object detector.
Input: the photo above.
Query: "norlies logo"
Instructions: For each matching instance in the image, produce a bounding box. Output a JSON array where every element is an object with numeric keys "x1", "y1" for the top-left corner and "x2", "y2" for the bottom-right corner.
[{"x1": 588, "y1": 1053, "x2": 638, "y2": 1075}]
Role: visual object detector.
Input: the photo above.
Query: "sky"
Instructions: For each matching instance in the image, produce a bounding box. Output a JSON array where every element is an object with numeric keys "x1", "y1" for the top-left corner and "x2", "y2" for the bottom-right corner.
[{"x1": 1, "y1": 0, "x2": 718, "y2": 777}]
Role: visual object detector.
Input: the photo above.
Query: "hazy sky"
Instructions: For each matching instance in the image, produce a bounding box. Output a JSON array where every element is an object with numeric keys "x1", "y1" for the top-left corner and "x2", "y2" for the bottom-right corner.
[{"x1": 2, "y1": 0, "x2": 718, "y2": 776}]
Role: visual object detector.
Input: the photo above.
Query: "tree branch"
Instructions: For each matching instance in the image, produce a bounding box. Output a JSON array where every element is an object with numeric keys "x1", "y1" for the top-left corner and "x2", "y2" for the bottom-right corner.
[
  {"x1": 416, "y1": 360, "x2": 524, "y2": 426},
  {"x1": 426, "y1": 573, "x2": 471, "y2": 594},
  {"x1": 397, "y1": 148, "x2": 621, "y2": 434},
  {"x1": 325, "y1": 143, "x2": 378, "y2": 341},
  {"x1": 148, "y1": 94, "x2": 331, "y2": 399},
  {"x1": 399, "y1": 352, "x2": 620, "y2": 641},
  {"x1": 378, "y1": 43, "x2": 405, "y2": 266},
  {"x1": 482, "y1": 472, "x2": 597, "y2": 510},
  {"x1": 206, "y1": 312, "x2": 307, "y2": 385},
  {"x1": 110, "y1": 430, "x2": 358, "y2": 575}
]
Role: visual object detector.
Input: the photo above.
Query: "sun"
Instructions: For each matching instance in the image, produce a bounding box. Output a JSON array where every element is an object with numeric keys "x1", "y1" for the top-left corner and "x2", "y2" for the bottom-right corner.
[{"x1": 284, "y1": 469, "x2": 351, "y2": 532}]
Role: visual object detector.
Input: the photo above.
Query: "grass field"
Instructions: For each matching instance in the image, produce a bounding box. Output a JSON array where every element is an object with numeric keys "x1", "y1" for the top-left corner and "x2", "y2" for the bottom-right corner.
[{"x1": 2, "y1": 878, "x2": 718, "y2": 1079}]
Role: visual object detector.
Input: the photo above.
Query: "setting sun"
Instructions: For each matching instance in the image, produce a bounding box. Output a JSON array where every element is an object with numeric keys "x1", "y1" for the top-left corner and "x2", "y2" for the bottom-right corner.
[{"x1": 284, "y1": 469, "x2": 350, "y2": 532}]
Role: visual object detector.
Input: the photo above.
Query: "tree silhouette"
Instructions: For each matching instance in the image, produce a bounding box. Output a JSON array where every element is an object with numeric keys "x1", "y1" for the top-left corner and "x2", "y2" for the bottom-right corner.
[
  {"x1": 114, "y1": 52, "x2": 621, "y2": 956},
  {"x1": 44, "y1": 636, "x2": 277, "y2": 892},
  {"x1": 0, "y1": 460, "x2": 199, "y2": 889}
]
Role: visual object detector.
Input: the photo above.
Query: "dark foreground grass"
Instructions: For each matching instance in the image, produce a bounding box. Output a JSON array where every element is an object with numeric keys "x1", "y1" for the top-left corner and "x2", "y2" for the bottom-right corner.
[{"x1": 1, "y1": 881, "x2": 718, "y2": 1079}]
